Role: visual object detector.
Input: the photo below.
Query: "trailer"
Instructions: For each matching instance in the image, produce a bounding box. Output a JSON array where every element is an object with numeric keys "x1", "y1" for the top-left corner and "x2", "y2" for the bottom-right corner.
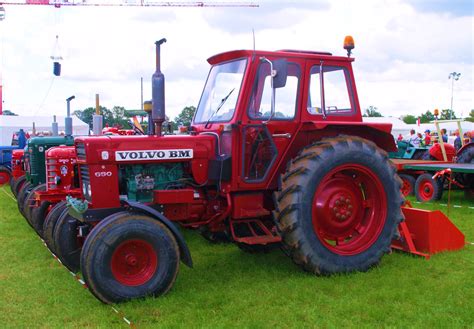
[{"x1": 392, "y1": 159, "x2": 474, "y2": 201}]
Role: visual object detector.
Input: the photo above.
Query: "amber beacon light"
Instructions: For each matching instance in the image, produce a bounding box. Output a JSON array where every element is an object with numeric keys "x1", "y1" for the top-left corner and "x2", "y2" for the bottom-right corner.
[{"x1": 344, "y1": 35, "x2": 355, "y2": 57}]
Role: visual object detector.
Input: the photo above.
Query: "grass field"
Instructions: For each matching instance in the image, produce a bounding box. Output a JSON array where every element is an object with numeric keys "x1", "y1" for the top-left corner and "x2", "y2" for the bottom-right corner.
[{"x1": 0, "y1": 185, "x2": 473, "y2": 328}]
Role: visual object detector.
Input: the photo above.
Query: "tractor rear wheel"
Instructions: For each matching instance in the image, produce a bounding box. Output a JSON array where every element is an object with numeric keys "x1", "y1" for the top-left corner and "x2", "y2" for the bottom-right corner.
[
  {"x1": 273, "y1": 137, "x2": 403, "y2": 275},
  {"x1": 43, "y1": 201, "x2": 68, "y2": 252},
  {"x1": 12, "y1": 175, "x2": 26, "y2": 198},
  {"x1": 23, "y1": 184, "x2": 46, "y2": 225},
  {"x1": 30, "y1": 201, "x2": 51, "y2": 236},
  {"x1": 399, "y1": 174, "x2": 416, "y2": 196},
  {"x1": 81, "y1": 212, "x2": 180, "y2": 304},
  {"x1": 0, "y1": 165, "x2": 11, "y2": 186},
  {"x1": 17, "y1": 182, "x2": 33, "y2": 217},
  {"x1": 415, "y1": 173, "x2": 443, "y2": 202},
  {"x1": 53, "y1": 211, "x2": 83, "y2": 273}
]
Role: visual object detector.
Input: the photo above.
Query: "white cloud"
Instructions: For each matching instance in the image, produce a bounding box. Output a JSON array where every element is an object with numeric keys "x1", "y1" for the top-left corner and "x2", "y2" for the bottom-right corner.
[{"x1": 0, "y1": 0, "x2": 472, "y2": 123}]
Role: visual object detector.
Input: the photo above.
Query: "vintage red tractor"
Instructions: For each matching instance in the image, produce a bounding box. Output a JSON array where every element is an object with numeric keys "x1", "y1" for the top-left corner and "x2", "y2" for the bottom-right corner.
[
  {"x1": 60, "y1": 38, "x2": 462, "y2": 304},
  {"x1": 22, "y1": 145, "x2": 81, "y2": 242},
  {"x1": 10, "y1": 149, "x2": 26, "y2": 197}
]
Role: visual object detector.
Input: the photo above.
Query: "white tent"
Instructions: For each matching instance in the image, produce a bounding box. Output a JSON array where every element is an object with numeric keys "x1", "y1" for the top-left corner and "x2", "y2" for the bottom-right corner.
[
  {"x1": 407, "y1": 121, "x2": 474, "y2": 135},
  {"x1": 362, "y1": 117, "x2": 411, "y2": 140},
  {"x1": 0, "y1": 115, "x2": 89, "y2": 146}
]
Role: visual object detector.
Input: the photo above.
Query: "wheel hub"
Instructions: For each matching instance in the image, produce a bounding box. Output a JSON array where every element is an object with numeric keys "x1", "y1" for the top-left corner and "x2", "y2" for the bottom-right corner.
[
  {"x1": 312, "y1": 164, "x2": 387, "y2": 255},
  {"x1": 0, "y1": 171, "x2": 9, "y2": 185},
  {"x1": 111, "y1": 239, "x2": 158, "y2": 286}
]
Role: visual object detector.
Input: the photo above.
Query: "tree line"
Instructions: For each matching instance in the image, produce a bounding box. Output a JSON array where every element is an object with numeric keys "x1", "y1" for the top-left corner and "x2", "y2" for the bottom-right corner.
[{"x1": 362, "y1": 106, "x2": 474, "y2": 123}]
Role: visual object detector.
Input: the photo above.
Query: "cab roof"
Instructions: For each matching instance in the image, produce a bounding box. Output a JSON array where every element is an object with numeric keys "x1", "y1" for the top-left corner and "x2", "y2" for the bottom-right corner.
[{"x1": 207, "y1": 49, "x2": 354, "y2": 65}]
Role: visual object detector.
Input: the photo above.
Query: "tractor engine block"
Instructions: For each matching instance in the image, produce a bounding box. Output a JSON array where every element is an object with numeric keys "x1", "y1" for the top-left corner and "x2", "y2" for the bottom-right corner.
[{"x1": 119, "y1": 163, "x2": 185, "y2": 202}]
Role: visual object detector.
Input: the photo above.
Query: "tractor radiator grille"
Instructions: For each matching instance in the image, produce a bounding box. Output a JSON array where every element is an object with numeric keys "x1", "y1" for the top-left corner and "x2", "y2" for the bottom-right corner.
[
  {"x1": 80, "y1": 165, "x2": 90, "y2": 184},
  {"x1": 76, "y1": 142, "x2": 86, "y2": 160}
]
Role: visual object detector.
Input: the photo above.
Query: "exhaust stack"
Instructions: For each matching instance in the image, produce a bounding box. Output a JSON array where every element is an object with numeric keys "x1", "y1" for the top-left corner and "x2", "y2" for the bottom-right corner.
[
  {"x1": 65, "y1": 95, "x2": 75, "y2": 137},
  {"x1": 151, "y1": 38, "x2": 167, "y2": 136},
  {"x1": 52, "y1": 115, "x2": 59, "y2": 136}
]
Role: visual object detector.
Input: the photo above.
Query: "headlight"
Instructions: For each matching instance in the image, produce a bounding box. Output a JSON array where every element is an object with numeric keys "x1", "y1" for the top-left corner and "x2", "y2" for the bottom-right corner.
[
  {"x1": 54, "y1": 176, "x2": 61, "y2": 186},
  {"x1": 82, "y1": 183, "x2": 87, "y2": 197},
  {"x1": 87, "y1": 184, "x2": 92, "y2": 198}
]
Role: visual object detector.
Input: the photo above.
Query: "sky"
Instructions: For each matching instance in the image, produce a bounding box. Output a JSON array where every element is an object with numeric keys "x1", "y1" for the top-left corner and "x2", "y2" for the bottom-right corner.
[{"x1": 0, "y1": 0, "x2": 472, "y2": 122}]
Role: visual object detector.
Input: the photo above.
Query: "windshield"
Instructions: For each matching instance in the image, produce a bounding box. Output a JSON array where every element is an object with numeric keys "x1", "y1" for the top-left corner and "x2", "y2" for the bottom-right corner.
[{"x1": 194, "y1": 58, "x2": 247, "y2": 124}]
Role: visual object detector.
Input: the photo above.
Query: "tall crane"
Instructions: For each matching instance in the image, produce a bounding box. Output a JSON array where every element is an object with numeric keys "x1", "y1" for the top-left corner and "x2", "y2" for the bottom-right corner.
[
  {"x1": 0, "y1": 1, "x2": 257, "y2": 8},
  {"x1": 0, "y1": 0, "x2": 257, "y2": 114}
]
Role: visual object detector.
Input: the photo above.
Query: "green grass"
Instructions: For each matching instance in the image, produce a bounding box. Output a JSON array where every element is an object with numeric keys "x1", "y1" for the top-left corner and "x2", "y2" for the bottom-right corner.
[{"x1": 0, "y1": 185, "x2": 473, "y2": 328}]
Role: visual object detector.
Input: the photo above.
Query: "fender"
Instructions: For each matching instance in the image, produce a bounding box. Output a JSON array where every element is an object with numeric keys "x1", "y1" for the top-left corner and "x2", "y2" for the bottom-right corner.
[{"x1": 125, "y1": 201, "x2": 193, "y2": 268}]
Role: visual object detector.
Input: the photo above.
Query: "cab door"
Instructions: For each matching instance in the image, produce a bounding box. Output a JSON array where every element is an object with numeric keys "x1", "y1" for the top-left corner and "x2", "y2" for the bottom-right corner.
[{"x1": 239, "y1": 58, "x2": 304, "y2": 189}]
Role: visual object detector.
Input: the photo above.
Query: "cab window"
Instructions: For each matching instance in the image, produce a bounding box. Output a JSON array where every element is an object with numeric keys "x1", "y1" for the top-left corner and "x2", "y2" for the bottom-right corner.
[
  {"x1": 248, "y1": 62, "x2": 301, "y2": 120},
  {"x1": 307, "y1": 65, "x2": 353, "y2": 115}
]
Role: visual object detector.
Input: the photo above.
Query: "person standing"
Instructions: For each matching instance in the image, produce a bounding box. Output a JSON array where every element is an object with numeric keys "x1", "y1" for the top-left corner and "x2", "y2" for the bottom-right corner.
[{"x1": 424, "y1": 129, "x2": 431, "y2": 146}]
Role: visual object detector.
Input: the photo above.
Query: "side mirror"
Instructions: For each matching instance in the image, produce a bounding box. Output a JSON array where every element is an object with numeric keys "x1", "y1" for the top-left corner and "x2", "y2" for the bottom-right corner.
[{"x1": 272, "y1": 59, "x2": 288, "y2": 89}]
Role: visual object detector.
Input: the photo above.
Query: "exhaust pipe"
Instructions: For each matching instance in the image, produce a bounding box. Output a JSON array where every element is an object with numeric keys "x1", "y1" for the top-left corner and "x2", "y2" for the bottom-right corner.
[
  {"x1": 65, "y1": 95, "x2": 75, "y2": 137},
  {"x1": 151, "y1": 38, "x2": 167, "y2": 136}
]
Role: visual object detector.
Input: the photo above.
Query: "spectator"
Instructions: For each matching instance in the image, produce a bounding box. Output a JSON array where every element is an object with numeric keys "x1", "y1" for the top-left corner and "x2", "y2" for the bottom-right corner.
[
  {"x1": 407, "y1": 129, "x2": 421, "y2": 147},
  {"x1": 424, "y1": 129, "x2": 431, "y2": 146},
  {"x1": 441, "y1": 128, "x2": 448, "y2": 143},
  {"x1": 454, "y1": 131, "x2": 461, "y2": 151},
  {"x1": 397, "y1": 133, "x2": 403, "y2": 141}
]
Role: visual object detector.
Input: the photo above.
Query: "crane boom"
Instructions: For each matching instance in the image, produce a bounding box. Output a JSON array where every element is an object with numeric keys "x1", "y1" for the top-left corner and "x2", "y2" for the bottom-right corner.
[{"x1": 0, "y1": 1, "x2": 258, "y2": 7}]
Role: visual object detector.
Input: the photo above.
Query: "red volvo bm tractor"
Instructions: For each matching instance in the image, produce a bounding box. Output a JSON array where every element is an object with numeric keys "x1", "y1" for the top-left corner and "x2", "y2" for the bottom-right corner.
[{"x1": 64, "y1": 37, "x2": 426, "y2": 303}]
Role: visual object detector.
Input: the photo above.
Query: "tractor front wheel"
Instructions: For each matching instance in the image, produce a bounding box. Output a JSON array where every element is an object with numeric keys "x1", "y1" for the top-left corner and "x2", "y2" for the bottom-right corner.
[
  {"x1": 43, "y1": 201, "x2": 68, "y2": 252},
  {"x1": 0, "y1": 166, "x2": 11, "y2": 186},
  {"x1": 17, "y1": 182, "x2": 33, "y2": 218},
  {"x1": 399, "y1": 174, "x2": 416, "y2": 196},
  {"x1": 274, "y1": 137, "x2": 403, "y2": 274},
  {"x1": 30, "y1": 201, "x2": 51, "y2": 236},
  {"x1": 53, "y1": 211, "x2": 83, "y2": 273},
  {"x1": 415, "y1": 173, "x2": 443, "y2": 202},
  {"x1": 11, "y1": 175, "x2": 26, "y2": 198},
  {"x1": 81, "y1": 212, "x2": 180, "y2": 304},
  {"x1": 23, "y1": 184, "x2": 46, "y2": 225}
]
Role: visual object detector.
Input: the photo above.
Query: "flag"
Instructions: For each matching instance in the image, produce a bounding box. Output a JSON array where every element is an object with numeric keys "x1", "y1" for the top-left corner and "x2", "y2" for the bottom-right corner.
[{"x1": 132, "y1": 116, "x2": 144, "y2": 134}]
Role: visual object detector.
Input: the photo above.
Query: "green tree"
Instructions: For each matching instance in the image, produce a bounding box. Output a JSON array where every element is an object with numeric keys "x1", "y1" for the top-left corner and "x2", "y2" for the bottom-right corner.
[
  {"x1": 420, "y1": 110, "x2": 435, "y2": 123},
  {"x1": 466, "y1": 109, "x2": 474, "y2": 122},
  {"x1": 110, "y1": 106, "x2": 129, "y2": 128},
  {"x1": 2, "y1": 110, "x2": 17, "y2": 116},
  {"x1": 73, "y1": 106, "x2": 113, "y2": 129},
  {"x1": 174, "y1": 106, "x2": 196, "y2": 127},
  {"x1": 402, "y1": 114, "x2": 417, "y2": 124},
  {"x1": 440, "y1": 109, "x2": 456, "y2": 120},
  {"x1": 362, "y1": 106, "x2": 382, "y2": 117}
]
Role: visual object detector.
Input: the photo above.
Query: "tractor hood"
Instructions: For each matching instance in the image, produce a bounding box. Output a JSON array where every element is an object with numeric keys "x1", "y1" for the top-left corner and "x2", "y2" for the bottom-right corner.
[{"x1": 75, "y1": 134, "x2": 217, "y2": 165}]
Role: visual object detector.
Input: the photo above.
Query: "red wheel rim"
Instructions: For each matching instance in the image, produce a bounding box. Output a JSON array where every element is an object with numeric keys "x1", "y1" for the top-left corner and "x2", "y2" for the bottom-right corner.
[
  {"x1": 312, "y1": 164, "x2": 387, "y2": 256},
  {"x1": 0, "y1": 171, "x2": 10, "y2": 185},
  {"x1": 111, "y1": 239, "x2": 158, "y2": 286},
  {"x1": 417, "y1": 179, "x2": 434, "y2": 201},
  {"x1": 401, "y1": 178, "x2": 412, "y2": 196}
]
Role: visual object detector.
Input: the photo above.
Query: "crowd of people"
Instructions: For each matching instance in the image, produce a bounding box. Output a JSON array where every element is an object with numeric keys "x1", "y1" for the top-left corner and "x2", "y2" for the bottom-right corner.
[{"x1": 397, "y1": 128, "x2": 474, "y2": 150}]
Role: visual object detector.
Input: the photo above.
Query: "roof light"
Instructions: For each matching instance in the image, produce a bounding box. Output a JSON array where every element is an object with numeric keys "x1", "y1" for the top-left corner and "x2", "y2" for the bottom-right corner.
[{"x1": 343, "y1": 35, "x2": 355, "y2": 57}]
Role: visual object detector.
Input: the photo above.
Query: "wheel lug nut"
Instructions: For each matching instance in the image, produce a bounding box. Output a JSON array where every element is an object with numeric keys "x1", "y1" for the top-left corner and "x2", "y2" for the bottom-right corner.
[
  {"x1": 335, "y1": 200, "x2": 340, "y2": 206},
  {"x1": 346, "y1": 198, "x2": 350, "y2": 203},
  {"x1": 348, "y1": 205, "x2": 353, "y2": 210}
]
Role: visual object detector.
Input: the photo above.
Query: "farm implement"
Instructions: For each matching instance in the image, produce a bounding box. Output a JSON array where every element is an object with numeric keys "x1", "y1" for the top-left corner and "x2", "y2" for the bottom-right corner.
[{"x1": 12, "y1": 37, "x2": 465, "y2": 304}]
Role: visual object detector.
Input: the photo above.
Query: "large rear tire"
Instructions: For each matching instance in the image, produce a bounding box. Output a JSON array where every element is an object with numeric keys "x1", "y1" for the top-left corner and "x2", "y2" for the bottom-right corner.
[
  {"x1": 81, "y1": 212, "x2": 180, "y2": 304},
  {"x1": 43, "y1": 201, "x2": 68, "y2": 253},
  {"x1": 273, "y1": 137, "x2": 403, "y2": 275}
]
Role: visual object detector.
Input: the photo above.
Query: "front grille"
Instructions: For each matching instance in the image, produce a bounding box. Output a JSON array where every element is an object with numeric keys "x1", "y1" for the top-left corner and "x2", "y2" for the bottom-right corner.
[
  {"x1": 46, "y1": 158, "x2": 58, "y2": 190},
  {"x1": 79, "y1": 164, "x2": 90, "y2": 200},
  {"x1": 80, "y1": 164, "x2": 90, "y2": 184},
  {"x1": 76, "y1": 142, "x2": 86, "y2": 160}
]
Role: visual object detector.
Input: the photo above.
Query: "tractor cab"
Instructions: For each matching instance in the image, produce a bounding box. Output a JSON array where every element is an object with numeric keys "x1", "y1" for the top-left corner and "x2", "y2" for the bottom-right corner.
[{"x1": 191, "y1": 48, "x2": 395, "y2": 190}]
